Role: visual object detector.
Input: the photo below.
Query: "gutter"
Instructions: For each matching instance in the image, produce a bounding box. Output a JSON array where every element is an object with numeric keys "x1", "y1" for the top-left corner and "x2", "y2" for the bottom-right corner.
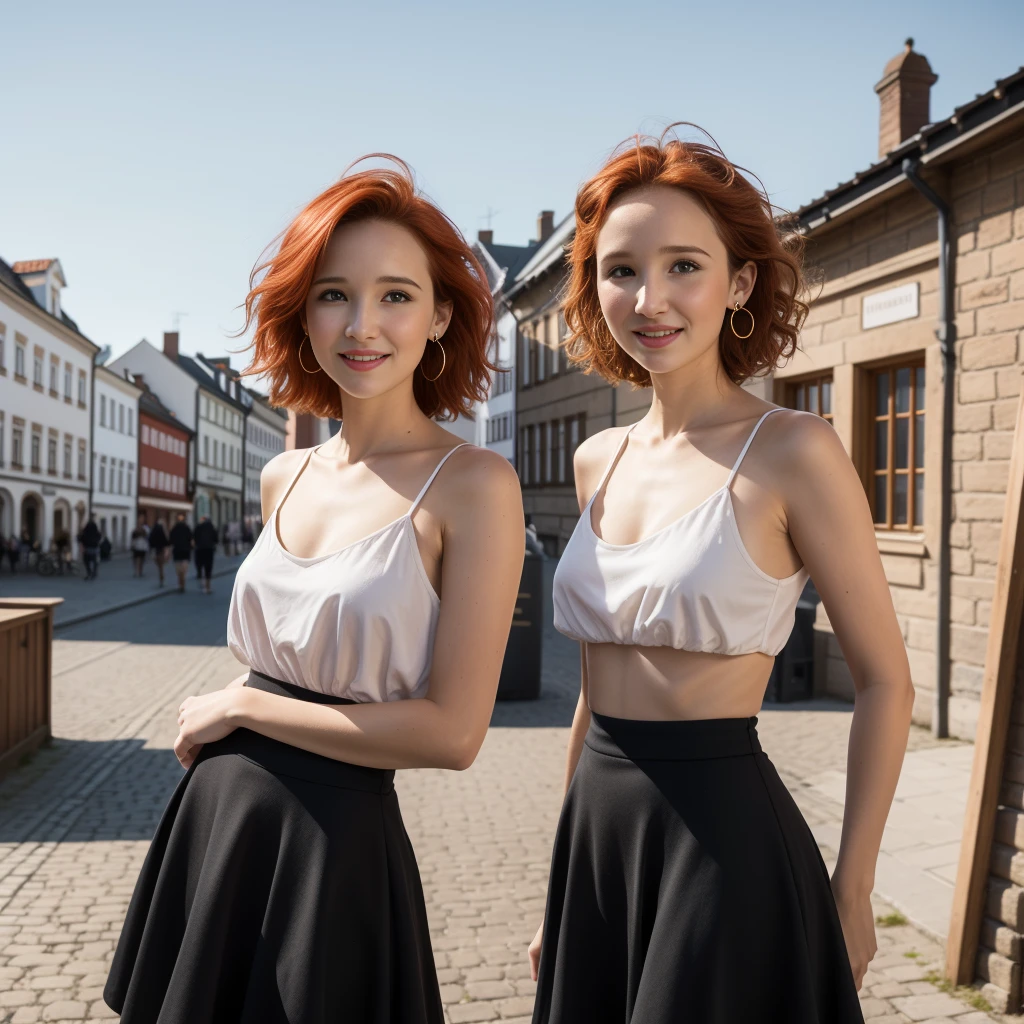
[{"x1": 902, "y1": 158, "x2": 956, "y2": 739}]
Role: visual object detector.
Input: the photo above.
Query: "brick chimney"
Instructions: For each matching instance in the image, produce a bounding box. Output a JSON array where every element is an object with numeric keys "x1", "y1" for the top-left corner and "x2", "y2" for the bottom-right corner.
[
  {"x1": 477, "y1": 229, "x2": 493, "y2": 245},
  {"x1": 874, "y1": 38, "x2": 938, "y2": 159},
  {"x1": 537, "y1": 210, "x2": 555, "y2": 243},
  {"x1": 163, "y1": 331, "x2": 179, "y2": 361}
]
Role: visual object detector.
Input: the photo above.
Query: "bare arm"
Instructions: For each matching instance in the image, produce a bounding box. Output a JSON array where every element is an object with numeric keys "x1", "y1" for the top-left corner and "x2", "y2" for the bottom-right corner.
[
  {"x1": 782, "y1": 412, "x2": 914, "y2": 984},
  {"x1": 179, "y1": 449, "x2": 524, "y2": 771}
]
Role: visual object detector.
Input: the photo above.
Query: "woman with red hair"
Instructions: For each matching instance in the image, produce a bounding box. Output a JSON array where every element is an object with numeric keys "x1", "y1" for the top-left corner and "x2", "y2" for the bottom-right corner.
[
  {"x1": 528, "y1": 132, "x2": 913, "y2": 1022},
  {"x1": 103, "y1": 159, "x2": 524, "y2": 1023}
]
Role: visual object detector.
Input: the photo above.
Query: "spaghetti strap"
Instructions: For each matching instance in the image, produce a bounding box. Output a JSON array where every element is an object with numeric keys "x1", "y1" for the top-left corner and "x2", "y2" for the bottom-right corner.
[
  {"x1": 271, "y1": 447, "x2": 316, "y2": 517},
  {"x1": 587, "y1": 423, "x2": 639, "y2": 508},
  {"x1": 726, "y1": 409, "x2": 784, "y2": 487},
  {"x1": 408, "y1": 444, "x2": 470, "y2": 515}
]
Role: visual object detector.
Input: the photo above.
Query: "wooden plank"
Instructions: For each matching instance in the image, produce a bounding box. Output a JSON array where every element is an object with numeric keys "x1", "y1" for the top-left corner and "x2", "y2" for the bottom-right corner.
[{"x1": 947, "y1": 382, "x2": 1024, "y2": 982}]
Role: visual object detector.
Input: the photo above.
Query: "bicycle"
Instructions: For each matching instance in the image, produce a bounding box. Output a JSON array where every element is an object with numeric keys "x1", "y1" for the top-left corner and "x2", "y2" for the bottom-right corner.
[{"x1": 37, "y1": 552, "x2": 80, "y2": 576}]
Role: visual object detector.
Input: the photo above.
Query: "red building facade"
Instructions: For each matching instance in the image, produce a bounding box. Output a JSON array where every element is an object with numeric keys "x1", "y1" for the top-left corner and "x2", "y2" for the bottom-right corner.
[{"x1": 137, "y1": 387, "x2": 194, "y2": 526}]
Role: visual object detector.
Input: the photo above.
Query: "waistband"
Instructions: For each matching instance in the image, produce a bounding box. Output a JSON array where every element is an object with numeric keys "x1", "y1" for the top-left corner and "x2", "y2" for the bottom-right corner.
[
  {"x1": 199, "y1": 670, "x2": 394, "y2": 794},
  {"x1": 586, "y1": 712, "x2": 762, "y2": 761}
]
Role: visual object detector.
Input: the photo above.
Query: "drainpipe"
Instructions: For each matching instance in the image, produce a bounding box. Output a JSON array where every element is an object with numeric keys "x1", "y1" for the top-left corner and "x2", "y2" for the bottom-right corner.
[{"x1": 902, "y1": 158, "x2": 956, "y2": 739}]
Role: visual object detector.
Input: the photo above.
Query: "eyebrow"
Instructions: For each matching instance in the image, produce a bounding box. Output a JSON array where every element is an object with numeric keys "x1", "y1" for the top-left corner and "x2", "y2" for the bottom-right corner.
[
  {"x1": 600, "y1": 245, "x2": 712, "y2": 261},
  {"x1": 312, "y1": 275, "x2": 422, "y2": 290}
]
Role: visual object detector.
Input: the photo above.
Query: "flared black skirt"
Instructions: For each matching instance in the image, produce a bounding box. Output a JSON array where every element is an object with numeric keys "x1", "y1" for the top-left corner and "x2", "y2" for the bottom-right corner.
[
  {"x1": 103, "y1": 671, "x2": 443, "y2": 1024},
  {"x1": 533, "y1": 713, "x2": 863, "y2": 1023}
]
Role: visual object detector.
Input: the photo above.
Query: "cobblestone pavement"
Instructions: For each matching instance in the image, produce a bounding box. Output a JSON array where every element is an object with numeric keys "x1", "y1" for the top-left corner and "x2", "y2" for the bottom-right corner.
[{"x1": 0, "y1": 567, "x2": 1006, "y2": 1023}]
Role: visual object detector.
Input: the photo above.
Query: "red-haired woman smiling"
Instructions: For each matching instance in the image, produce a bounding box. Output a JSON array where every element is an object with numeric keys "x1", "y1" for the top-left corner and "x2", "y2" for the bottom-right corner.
[
  {"x1": 103, "y1": 160, "x2": 524, "y2": 1023},
  {"x1": 528, "y1": 133, "x2": 913, "y2": 1022}
]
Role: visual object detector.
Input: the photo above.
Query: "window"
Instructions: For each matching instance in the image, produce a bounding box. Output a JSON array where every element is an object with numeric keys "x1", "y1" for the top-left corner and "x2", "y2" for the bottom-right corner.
[
  {"x1": 557, "y1": 311, "x2": 569, "y2": 373},
  {"x1": 100, "y1": 395, "x2": 107, "y2": 426},
  {"x1": 63, "y1": 439, "x2": 71, "y2": 477},
  {"x1": 532, "y1": 424, "x2": 543, "y2": 484},
  {"x1": 47, "y1": 437, "x2": 57, "y2": 474},
  {"x1": 142, "y1": 424, "x2": 150, "y2": 445},
  {"x1": 204, "y1": 436, "x2": 209, "y2": 464},
  {"x1": 520, "y1": 330, "x2": 532, "y2": 388},
  {"x1": 519, "y1": 426, "x2": 531, "y2": 485},
  {"x1": 119, "y1": 404, "x2": 125, "y2": 433},
  {"x1": 78, "y1": 371, "x2": 86, "y2": 405},
  {"x1": 128, "y1": 409, "x2": 134, "y2": 436},
  {"x1": 12, "y1": 427, "x2": 23, "y2": 468},
  {"x1": 567, "y1": 413, "x2": 586, "y2": 486},
  {"x1": 141, "y1": 466, "x2": 148, "y2": 487},
  {"x1": 118, "y1": 461, "x2": 124, "y2": 494},
  {"x1": 548, "y1": 420, "x2": 558, "y2": 483},
  {"x1": 33, "y1": 351, "x2": 43, "y2": 387},
  {"x1": 64, "y1": 364, "x2": 72, "y2": 399},
  {"x1": 0, "y1": 326, "x2": 5, "y2": 372},
  {"x1": 870, "y1": 362, "x2": 925, "y2": 530},
  {"x1": 49, "y1": 362, "x2": 58, "y2": 394},
  {"x1": 99, "y1": 457, "x2": 107, "y2": 492},
  {"x1": 78, "y1": 442, "x2": 86, "y2": 480},
  {"x1": 556, "y1": 419, "x2": 566, "y2": 483},
  {"x1": 535, "y1": 324, "x2": 546, "y2": 384},
  {"x1": 15, "y1": 342, "x2": 26, "y2": 379},
  {"x1": 788, "y1": 373, "x2": 834, "y2": 424},
  {"x1": 31, "y1": 432, "x2": 41, "y2": 471},
  {"x1": 127, "y1": 464, "x2": 133, "y2": 495}
]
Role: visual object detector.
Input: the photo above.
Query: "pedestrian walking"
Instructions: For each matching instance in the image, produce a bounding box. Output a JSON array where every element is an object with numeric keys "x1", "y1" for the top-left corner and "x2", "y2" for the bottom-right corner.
[
  {"x1": 103, "y1": 159, "x2": 523, "y2": 1024},
  {"x1": 130, "y1": 517, "x2": 149, "y2": 578},
  {"x1": 148, "y1": 518, "x2": 169, "y2": 586},
  {"x1": 193, "y1": 515, "x2": 218, "y2": 594},
  {"x1": 5, "y1": 535, "x2": 19, "y2": 573},
  {"x1": 78, "y1": 518, "x2": 101, "y2": 580},
  {"x1": 527, "y1": 131, "x2": 913, "y2": 1023},
  {"x1": 167, "y1": 513, "x2": 192, "y2": 593}
]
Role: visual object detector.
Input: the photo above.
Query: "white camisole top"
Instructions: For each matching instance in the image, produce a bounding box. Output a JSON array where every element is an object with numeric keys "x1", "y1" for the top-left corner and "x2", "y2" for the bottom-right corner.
[
  {"x1": 226, "y1": 443, "x2": 468, "y2": 701},
  {"x1": 552, "y1": 408, "x2": 809, "y2": 656}
]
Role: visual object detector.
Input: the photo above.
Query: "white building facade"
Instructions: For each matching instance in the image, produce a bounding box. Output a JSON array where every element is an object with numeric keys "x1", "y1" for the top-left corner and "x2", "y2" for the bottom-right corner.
[
  {"x1": 0, "y1": 258, "x2": 97, "y2": 554},
  {"x1": 91, "y1": 364, "x2": 142, "y2": 550},
  {"x1": 245, "y1": 393, "x2": 288, "y2": 530}
]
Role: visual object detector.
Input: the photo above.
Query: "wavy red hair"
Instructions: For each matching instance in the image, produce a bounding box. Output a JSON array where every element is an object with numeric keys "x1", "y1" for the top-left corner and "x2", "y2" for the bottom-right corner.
[
  {"x1": 241, "y1": 157, "x2": 495, "y2": 420},
  {"x1": 563, "y1": 129, "x2": 807, "y2": 385}
]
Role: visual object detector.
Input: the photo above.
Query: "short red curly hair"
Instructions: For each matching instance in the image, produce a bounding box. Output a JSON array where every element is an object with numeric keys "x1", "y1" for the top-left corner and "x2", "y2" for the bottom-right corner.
[
  {"x1": 563, "y1": 130, "x2": 808, "y2": 386},
  {"x1": 241, "y1": 157, "x2": 495, "y2": 420}
]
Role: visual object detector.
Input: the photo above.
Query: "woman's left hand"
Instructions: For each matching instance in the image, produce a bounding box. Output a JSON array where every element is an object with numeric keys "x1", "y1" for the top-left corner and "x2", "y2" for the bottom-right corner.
[
  {"x1": 174, "y1": 690, "x2": 246, "y2": 770},
  {"x1": 832, "y1": 883, "x2": 877, "y2": 990}
]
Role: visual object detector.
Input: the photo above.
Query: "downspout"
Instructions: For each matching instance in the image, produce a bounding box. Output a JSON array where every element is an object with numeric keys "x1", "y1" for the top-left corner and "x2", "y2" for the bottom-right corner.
[{"x1": 902, "y1": 158, "x2": 956, "y2": 739}]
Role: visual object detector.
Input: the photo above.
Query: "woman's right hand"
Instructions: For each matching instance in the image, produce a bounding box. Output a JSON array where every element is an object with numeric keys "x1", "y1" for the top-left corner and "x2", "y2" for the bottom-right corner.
[{"x1": 528, "y1": 921, "x2": 544, "y2": 981}]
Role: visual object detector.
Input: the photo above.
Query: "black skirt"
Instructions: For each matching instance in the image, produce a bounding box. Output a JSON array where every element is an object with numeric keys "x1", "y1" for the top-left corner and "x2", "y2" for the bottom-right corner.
[
  {"x1": 103, "y1": 671, "x2": 443, "y2": 1024},
  {"x1": 533, "y1": 713, "x2": 863, "y2": 1024}
]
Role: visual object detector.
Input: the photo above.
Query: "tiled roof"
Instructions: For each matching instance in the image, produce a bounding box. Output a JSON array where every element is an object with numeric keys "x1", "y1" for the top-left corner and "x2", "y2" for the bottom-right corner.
[
  {"x1": 795, "y1": 64, "x2": 1024, "y2": 231},
  {"x1": 10, "y1": 259, "x2": 56, "y2": 274},
  {"x1": 0, "y1": 256, "x2": 40, "y2": 304}
]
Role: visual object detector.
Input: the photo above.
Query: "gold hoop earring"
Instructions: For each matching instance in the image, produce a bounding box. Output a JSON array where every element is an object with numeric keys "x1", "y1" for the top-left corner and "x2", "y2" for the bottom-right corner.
[
  {"x1": 298, "y1": 335, "x2": 322, "y2": 374},
  {"x1": 730, "y1": 303, "x2": 755, "y2": 339},
  {"x1": 421, "y1": 334, "x2": 446, "y2": 382}
]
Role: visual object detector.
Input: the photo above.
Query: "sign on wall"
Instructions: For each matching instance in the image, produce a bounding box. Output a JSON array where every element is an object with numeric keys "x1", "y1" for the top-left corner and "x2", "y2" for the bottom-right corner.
[{"x1": 862, "y1": 282, "x2": 920, "y2": 330}]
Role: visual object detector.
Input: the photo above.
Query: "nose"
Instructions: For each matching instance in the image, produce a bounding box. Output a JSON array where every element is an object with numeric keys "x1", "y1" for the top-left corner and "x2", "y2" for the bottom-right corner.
[
  {"x1": 634, "y1": 277, "x2": 669, "y2": 319},
  {"x1": 344, "y1": 300, "x2": 379, "y2": 342}
]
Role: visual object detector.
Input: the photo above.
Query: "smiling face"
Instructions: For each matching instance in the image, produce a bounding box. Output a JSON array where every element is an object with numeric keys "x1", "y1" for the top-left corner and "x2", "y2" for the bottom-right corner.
[
  {"x1": 595, "y1": 185, "x2": 756, "y2": 379},
  {"x1": 302, "y1": 218, "x2": 452, "y2": 402}
]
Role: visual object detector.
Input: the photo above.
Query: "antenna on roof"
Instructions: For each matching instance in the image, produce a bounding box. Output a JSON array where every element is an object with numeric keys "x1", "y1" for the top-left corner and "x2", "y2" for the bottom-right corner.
[
  {"x1": 482, "y1": 207, "x2": 500, "y2": 229},
  {"x1": 171, "y1": 311, "x2": 188, "y2": 330}
]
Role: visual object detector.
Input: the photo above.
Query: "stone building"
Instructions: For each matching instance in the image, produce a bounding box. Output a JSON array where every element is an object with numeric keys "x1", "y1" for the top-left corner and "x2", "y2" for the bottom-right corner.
[
  {"x1": 244, "y1": 390, "x2": 288, "y2": 531},
  {"x1": 0, "y1": 257, "x2": 97, "y2": 556},
  {"x1": 91, "y1": 364, "x2": 142, "y2": 551},
  {"x1": 780, "y1": 43, "x2": 1024, "y2": 740},
  {"x1": 509, "y1": 213, "x2": 652, "y2": 554}
]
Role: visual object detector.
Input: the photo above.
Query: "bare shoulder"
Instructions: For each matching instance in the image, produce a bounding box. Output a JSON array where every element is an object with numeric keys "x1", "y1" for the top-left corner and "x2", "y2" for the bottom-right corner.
[
  {"x1": 260, "y1": 448, "x2": 309, "y2": 512},
  {"x1": 754, "y1": 408, "x2": 855, "y2": 503},
  {"x1": 574, "y1": 425, "x2": 631, "y2": 503},
  {"x1": 439, "y1": 444, "x2": 522, "y2": 509}
]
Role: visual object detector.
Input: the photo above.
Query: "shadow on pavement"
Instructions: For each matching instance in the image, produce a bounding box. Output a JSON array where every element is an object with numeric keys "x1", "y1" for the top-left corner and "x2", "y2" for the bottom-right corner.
[{"x1": 0, "y1": 737, "x2": 182, "y2": 843}]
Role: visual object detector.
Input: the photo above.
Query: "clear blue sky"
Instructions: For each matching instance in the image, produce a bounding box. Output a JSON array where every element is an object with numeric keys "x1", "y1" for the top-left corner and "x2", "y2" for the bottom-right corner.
[{"x1": 3, "y1": 0, "x2": 1021, "y2": 364}]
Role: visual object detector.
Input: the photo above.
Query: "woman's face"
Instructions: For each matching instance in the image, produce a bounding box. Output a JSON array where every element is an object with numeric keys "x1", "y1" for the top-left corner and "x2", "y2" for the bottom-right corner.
[
  {"x1": 302, "y1": 218, "x2": 452, "y2": 402},
  {"x1": 595, "y1": 185, "x2": 755, "y2": 378}
]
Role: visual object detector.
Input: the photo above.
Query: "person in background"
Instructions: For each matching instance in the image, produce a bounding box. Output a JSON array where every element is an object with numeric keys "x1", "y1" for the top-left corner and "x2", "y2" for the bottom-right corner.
[
  {"x1": 54, "y1": 529, "x2": 71, "y2": 574},
  {"x1": 130, "y1": 516, "x2": 149, "y2": 578},
  {"x1": 524, "y1": 515, "x2": 547, "y2": 560},
  {"x1": 78, "y1": 518, "x2": 101, "y2": 580},
  {"x1": 149, "y1": 518, "x2": 169, "y2": 587},
  {"x1": 193, "y1": 515, "x2": 218, "y2": 595},
  {"x1": 6, "y1": 535, "x2": 19, "y2": 573},
  {"x1": 168, "y1": 512, "x2": 193, "y2": 593}
]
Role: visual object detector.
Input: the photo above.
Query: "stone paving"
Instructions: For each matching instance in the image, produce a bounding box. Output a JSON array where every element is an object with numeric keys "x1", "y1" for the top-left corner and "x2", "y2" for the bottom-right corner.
[
  {"x1": 0, "y1": 549, "x2": 246, "y2": 628},
  {"x1": 0, "y1": 564, "x2": 1009, "y2": 1022}
]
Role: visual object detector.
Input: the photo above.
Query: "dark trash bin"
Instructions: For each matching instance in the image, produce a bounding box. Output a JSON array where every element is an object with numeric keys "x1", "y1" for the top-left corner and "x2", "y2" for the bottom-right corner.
[
  {"x1": 496, "y1": 551, "x2": 543, "y2": 701},
  {"x1": 764, "y1": 587, "x2": 818, "y2": 704}
]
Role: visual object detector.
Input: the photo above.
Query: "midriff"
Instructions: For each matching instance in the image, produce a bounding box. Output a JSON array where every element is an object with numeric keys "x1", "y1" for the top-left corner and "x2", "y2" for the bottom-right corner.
[{"x1": 585, "y1": 643, "x2": 775, "y2": 721}]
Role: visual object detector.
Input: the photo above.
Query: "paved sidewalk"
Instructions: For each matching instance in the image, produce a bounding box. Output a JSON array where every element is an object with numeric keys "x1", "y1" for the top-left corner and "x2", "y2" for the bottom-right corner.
[
  {"x1": 0, "y1": 550, "x2": 246, "y2": 628},
  {"x1": 0, "y1": 562, "x2": 1001, "y2": 1023}
]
